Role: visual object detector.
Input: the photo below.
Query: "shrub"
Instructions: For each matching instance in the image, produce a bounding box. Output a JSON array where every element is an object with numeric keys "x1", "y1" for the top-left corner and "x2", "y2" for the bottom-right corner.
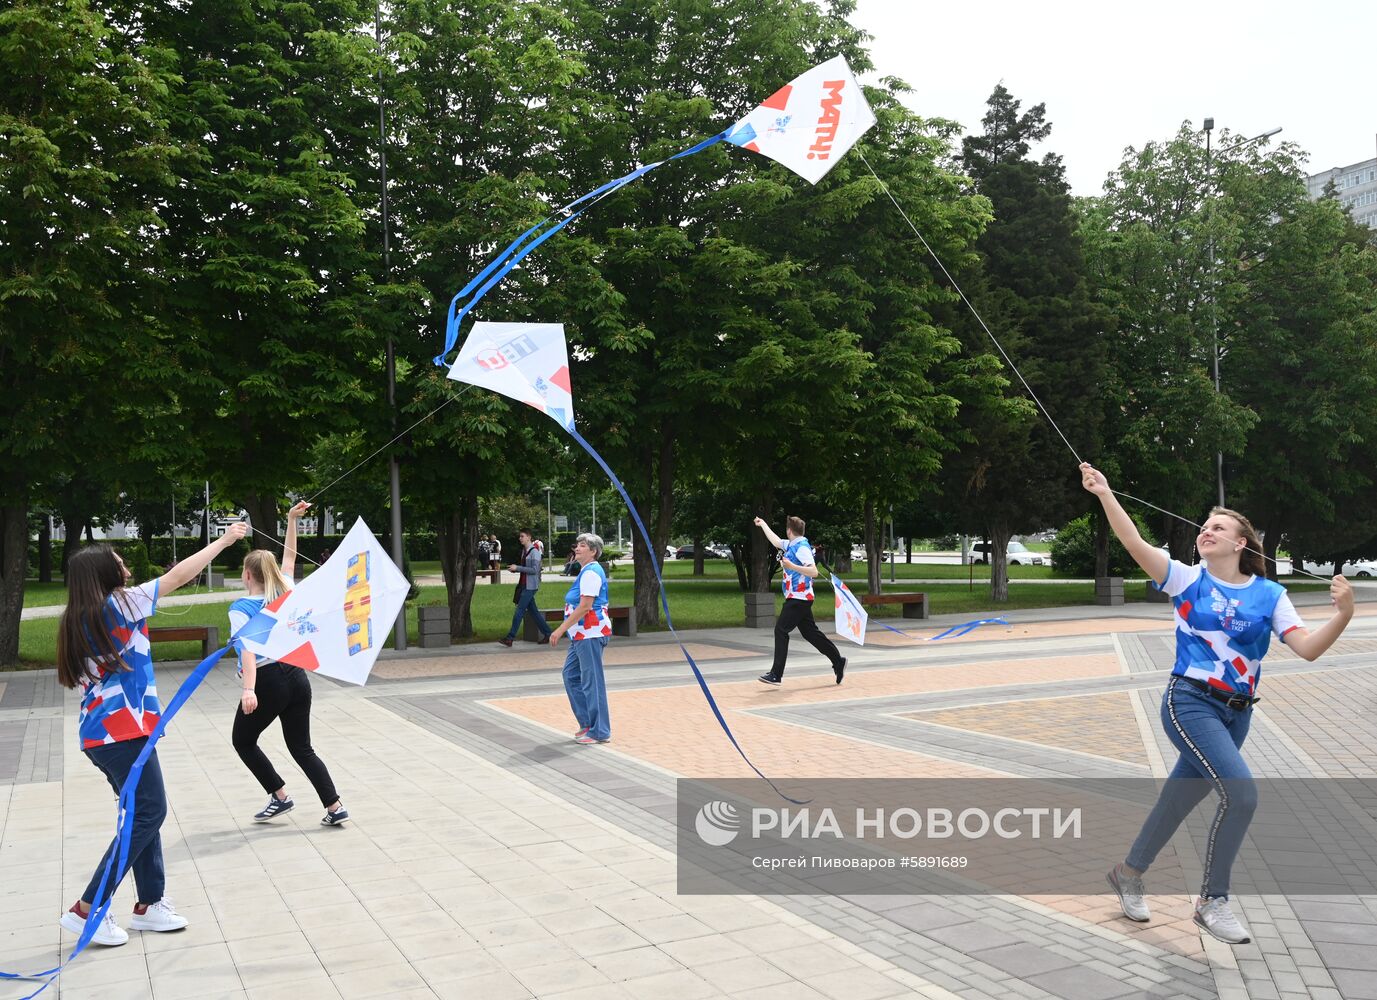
[{"x1": 1051, "y1": 513, "x2": 1156, "y2": 577}]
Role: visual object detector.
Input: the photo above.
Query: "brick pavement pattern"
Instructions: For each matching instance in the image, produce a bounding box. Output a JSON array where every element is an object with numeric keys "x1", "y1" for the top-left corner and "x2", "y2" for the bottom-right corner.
[{"x1": 2, "y1": 592, "x2": 1376, "y2": 998}]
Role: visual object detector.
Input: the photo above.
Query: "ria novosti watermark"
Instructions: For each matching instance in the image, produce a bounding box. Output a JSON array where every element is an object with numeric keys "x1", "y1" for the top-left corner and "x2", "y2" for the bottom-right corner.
[{"x1": 677, "y1": 778, "x2": 1377, "y2": 895}]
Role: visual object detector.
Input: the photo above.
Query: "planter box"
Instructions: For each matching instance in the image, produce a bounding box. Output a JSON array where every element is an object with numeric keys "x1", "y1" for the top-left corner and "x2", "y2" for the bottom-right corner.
[
  {"x1": 1144, "y1": 582, "x2": 1170, "y2": 603},
  {"x1": 1095, "y1": 576, "x2": 1124, "y2": 606},
  {"x1": 417, "y1": 607, "x2": 450, "y2": 647},
  {"x1": 744, "y1": 592, "x2": 775, "y2": 628}
]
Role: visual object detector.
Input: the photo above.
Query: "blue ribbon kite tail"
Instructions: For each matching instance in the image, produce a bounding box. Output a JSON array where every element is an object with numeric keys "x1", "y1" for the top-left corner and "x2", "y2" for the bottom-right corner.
[
  {"x1": 567, "y1": 427, "x2": 806, "y2": 805},
  {"x1": 434, "y1": 131, "x2": 730, "y2": 367},
  {"x1": 0, "y1": 646, "x2": 230, "y2": 998},
  {"x1": 822, "y1": 563, "x2": 1009, "y2": 643}
]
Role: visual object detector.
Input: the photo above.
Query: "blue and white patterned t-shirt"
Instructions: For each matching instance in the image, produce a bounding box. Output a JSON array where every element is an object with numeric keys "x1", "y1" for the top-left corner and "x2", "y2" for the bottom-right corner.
[
  {"x1": 77, "y1": 581, "x2": 161, "y2": 749},
  {"x1": 1158, "y1": 559, "x2": 1303, "y2": 696},
  {"x1": 780, "y1": 537, "x2": 816, "y2": 602}
]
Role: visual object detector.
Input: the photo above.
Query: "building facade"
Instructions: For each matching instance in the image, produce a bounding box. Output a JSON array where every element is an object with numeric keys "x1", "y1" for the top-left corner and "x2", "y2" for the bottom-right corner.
[{"x1": 1305, "y1": 152, "x2": 1377, "y2": 230}]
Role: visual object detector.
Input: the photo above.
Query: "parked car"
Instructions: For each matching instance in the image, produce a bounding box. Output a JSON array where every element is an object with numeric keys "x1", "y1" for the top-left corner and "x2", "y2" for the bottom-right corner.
[
  {"x1": 848, "y1": 548, "x2": 892, "y2": 564},
  {"x1": 675, "y1": 544, "x2": 726, "y2": 559},
  {"x1": 971, "y1": 541, "x2": 1045, "y2": 566},
  {"x1": 1302, "y1": 559, "x2": 1377, "y2": 578}
]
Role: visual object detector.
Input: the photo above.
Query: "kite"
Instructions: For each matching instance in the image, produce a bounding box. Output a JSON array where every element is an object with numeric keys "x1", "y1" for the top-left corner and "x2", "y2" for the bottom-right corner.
[
  {"x1": 831, "y1": 574, "x2": 869, "y2": 646},
  {"x1": 434, "y1": 56, "x2": 876, "y2": 366},
  {"x1": 233, "y1": 518, "x2": 410, "y2": 686},
  {"x1": 448, "y1": 321, "x2": 807, "y2": 801}
]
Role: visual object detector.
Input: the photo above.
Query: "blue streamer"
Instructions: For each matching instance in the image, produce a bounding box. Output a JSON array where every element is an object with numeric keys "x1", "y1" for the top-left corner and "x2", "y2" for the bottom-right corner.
[
  {"x1": 435, "y1": 131, "x2": 729, "y2": 366},
  {"x1": 567, "y1": 427, "x2": 806, "y2": 804},
  {"x1": 869, "y1": 614, "x2": 1010, "y2": 642},
  {"x1": 1, "y1": 647, "x2": 229, "y2": 997}
]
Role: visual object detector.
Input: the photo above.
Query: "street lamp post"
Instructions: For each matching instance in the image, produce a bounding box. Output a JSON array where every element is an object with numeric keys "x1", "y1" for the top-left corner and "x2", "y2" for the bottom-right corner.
[
  {"x1": 1202, "y1": 118, "x2": 1282, "y2": 509},
  {"x1": 544, "y1": 486, "x2": 554, "y2": 566}
]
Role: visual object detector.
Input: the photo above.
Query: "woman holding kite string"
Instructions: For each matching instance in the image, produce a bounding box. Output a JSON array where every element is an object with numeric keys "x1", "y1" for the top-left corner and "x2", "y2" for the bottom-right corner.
[
  {"x1": 56, "y1": 521, "x2": 248, "y2": 946},
  {"x1": 1082, "y1": 462, "x2": 1352, "y2": 944},
  {"x1": 229, "y1": 501, "x2": 348, "y2": 827}
]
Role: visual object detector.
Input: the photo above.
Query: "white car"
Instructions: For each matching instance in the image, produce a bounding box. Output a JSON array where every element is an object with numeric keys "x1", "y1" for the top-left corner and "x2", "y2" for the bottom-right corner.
[
  {"x1": 1302, "y1": 559, "x2": 1377, "y2": 578},
  {"x1": 971, "y1": 541, "x2": 1045, "y2": 566}
]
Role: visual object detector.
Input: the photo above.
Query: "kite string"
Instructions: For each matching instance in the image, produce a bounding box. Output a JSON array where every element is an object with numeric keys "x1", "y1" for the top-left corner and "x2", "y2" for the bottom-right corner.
[{"x1": 852, "y1": 149, "x2": 1333, "y2": 586}]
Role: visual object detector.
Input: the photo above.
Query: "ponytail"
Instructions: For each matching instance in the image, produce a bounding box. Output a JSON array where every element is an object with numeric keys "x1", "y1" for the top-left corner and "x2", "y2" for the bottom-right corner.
[{"x1": 243, "y1": 550, "x2": 291, "y2": 603}]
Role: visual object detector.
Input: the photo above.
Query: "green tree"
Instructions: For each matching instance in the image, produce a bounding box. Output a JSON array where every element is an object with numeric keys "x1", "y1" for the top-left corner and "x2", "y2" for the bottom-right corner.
[
  {"x1": 941, "y1": 85, "x2": 1109, "y2": 600},
  {"x1": 0, "y1": 0, "x2": 180, "y2": 663},
  {"x1": 383, "y1": 0, "x2": 582, "y2": 637},
  {"x1": 135, "y1": 0, "x2": 387, "y2": 547},
  {"x1": 1079, "y1": 123, "x2": 1259, "y2": 558}
]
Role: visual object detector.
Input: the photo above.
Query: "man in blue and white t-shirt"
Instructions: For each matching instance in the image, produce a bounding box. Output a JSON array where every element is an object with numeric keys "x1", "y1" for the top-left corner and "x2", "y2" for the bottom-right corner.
[{"x1": 754, "y1": 515, "x2": 846, "y2": 686}]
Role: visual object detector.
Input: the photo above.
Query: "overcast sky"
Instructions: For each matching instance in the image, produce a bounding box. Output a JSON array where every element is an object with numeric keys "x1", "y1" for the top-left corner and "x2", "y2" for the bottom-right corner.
[{"x1": 850, "y1": 0, "x2": 1377, "y2": 196}]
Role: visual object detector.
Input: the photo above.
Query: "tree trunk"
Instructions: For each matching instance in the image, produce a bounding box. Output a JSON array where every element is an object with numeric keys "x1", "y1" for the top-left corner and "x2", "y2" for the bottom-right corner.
[
  {"x1": 0, "y1": 495, "x2": 28, "y2": 667},
  {"x1": 1093, "y1": 508, "x2": 1110, "y2": 578},
  {"x1": 692, "y1": 534, "x2": 704, "y2": 576},
  {"x1": 1261, "y1": 525, "x2": 1281, "y2": 582},
  {"x1": 864, "y1": 499, "x2": 883, "y2": 595},
  {"x1": 749, "y1": 490, "x2": 775, "y2": 592},
  {"x1": 437, "y1": 495, "x2": 480, "y2": 639},
  {"x1": 988, "y1": 521, "x2": 1011, "y2": 602},
  {"x1": 906, "y1": 536, "x2": 913, "y2": 564},
  {"x1": 317, "y1": 507, "x2": 327, "y2": 538},
  {"x1": 1167, "y1": 517, "x2": 1195, "y2": 563},
  {"x1": 38, "y1": 516, "x2": 52, "y2": 583},
  {"x1": 834, "y1": 551, "x2": 852, "y2": 574},
  {"x1": 729, "y1": 541, "x2": 749, "y2": 591},
  {"x1": 242, "y1": 493, "x2": 280, "y2": 552},
  {"x1": 58, "y1": 502, "x2": 90, "y2": 577}
]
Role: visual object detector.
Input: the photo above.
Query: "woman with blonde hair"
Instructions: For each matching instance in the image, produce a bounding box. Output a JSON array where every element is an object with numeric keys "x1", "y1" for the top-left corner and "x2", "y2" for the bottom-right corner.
[{"x1": 229, "y1": 502, "x2": 347, "y2": 825}]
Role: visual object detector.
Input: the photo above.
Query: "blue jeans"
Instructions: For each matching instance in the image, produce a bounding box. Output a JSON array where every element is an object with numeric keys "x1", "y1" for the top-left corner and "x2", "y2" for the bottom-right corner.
[
  {"x1": 82, "y1": 737, "x2": 167, "y2": 906},
  {"x1": 506, "y1": 587, "x2": 551, "y2": 641},
  {"x1": 1126, "y1": 677, "x2": 1257, "y2": 899},
  {"x1": 562, "y1": 636, "x2": 610, "y2": 740}
]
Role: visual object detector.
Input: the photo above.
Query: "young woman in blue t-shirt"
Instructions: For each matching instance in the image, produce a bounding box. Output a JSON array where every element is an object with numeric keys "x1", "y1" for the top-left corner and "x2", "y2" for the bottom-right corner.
[
  {"x1": 1082, "y1": 462, "x2": 1353, "y2": 944},
  {"x1": 228, "y1": 501, "x2": 346, "y2": 826},
  {"x1": 56, "y1": 521, "x2": 248, "y2": 946}
]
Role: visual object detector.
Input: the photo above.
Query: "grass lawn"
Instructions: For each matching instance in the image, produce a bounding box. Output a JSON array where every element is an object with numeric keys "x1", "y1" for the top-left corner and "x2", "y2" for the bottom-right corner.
[
  {"x1": 22, "y1": 580, "x2": 226, "y2": 608},
  {"x1": 12, "y1": 574, "x2": 1334, "y2": 670}
]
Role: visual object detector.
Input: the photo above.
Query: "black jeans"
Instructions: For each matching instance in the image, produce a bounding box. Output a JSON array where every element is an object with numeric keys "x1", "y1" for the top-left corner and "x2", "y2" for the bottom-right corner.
[
  {"x1": 82, "y1": 737, "x2": 166, "y2": 906},
  {"x1": 771, "y1": 598, "x2": 843, "y2": 678},
  {"x1": 233, "y1": 663, "x2": 339, "y2": 807}
]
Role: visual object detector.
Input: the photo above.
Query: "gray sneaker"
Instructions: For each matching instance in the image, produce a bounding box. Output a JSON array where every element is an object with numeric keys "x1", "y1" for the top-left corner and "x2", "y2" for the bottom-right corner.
[
  {"x1": 1194, "y1": 896, "x2": 1250, "y2": 944},
  {"x1": 1107, "y1": 864, "x2": 1150, "y2": 922}
]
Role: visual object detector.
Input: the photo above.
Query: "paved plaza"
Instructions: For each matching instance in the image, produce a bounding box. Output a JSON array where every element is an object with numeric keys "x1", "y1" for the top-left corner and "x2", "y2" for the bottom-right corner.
[{"x1": 4, "y1": 593, "x2": 1377, "y2": 999}]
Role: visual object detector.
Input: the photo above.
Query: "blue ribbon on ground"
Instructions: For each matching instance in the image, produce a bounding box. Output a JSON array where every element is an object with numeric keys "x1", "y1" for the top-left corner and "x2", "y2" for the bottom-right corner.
[
  {"x1": 567, "y1": 427, "x2": 806, "y2": 804},
  {"x1": 0, "y1": 647, "x2": 229, "y2": 997},
  {"x1": 870, "y1": 615, "x2": 1011, "y2": 641},
  {"x1": 434, "y1": 131, "x2": 729, "y2": 366}
]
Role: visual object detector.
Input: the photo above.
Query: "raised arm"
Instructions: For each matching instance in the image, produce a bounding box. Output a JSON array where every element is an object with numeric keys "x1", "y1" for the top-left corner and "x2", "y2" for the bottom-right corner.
[
  {"x1": 1283, "y1": 575, "x2": 1354, "y2": 661},
  {"x1": 752, "y1": 516, "x2": 785, "y2": 551},
  {"x1": 1079, "y1": 463, "x2": 1168, "y2": 583},
  {"x1": 281, "y1": 501, "x2": 309, "y2": 580},
  {"x1": 159, "y1": 522, "x2": 248, "y2": 596}
]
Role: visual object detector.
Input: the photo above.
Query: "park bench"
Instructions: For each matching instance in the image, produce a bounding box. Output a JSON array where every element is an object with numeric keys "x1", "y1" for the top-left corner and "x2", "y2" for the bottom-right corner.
[
  {"x1": 476, "y1": 569, "x2": 501, "y2": 584},
  {"x1": 858, "y1": 592, "x2": 929, "y2": 619},
  {"x1": 148, "y1": 625, "x2": 221, "y2": 658},
  {"x1": 524, "y1": 606, "x2": 637, "y2": 641}
]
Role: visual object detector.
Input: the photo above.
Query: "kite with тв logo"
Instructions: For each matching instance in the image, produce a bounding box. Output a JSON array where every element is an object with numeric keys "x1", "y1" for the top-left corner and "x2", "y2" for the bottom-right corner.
[{"x1": 433, "y1": 56, "x2": 876, "y2": 367}]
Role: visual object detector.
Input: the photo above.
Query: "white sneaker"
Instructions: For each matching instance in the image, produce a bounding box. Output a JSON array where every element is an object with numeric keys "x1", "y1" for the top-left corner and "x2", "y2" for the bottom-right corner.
[
  {"x1": 1106, "y1": 864, "x2": 1150, "y2": 922},
  {"x1": 59, "y1": 907, "x2": 129, "y2": 946},
  {"x1": 128, "y1": 897, "x2": 189, "y2": 932},
  {"x1": 1194, "y1": 896, "x2": 1250, "y2": 944}
]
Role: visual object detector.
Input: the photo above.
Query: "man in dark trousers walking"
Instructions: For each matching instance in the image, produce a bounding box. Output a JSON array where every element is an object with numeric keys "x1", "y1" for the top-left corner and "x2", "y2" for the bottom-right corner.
[
  {"x1": 498, "y1": 529, "x2": 553, "y2": 646},
  {"x1": 753, "y1": 515, "x2": 846, "y2": 686}
]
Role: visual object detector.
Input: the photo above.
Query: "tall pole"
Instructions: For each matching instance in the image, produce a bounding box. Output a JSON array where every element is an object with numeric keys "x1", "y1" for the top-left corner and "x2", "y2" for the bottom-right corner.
[
  {"x1": 1203, "y1": 118, "x2": 1225, "y2": 508},
  {"x1": 203, "y1": 481, "x2": 211, "y2": 590},
  {"x1": 1204, "y1": 120, "x2": 1281, "y2": 509},
  {"x1": 171, "y1": 497, "x2": 177, "y2": 564},
  {"x1": 545, "y1": 487, "x2": 553, "y2": 566},
  {"x1": 591, "y1": 492, "x2": 596, "y2": 535},
  {"x1": 377, "y1": 2, "x2": 406, "y2": 650}
]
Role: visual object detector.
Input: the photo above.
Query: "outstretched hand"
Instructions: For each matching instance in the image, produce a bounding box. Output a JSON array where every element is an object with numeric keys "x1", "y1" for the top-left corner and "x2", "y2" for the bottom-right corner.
[
  {"x1": 752, "y1": 516, "x2": 766, "y2": 528},
  {"x1": 287, "y1": 501, "x2": 311, "y2": 520},
  {"x1": 1331, "y1": 574, "x2": 1355, "y2": 616},
  {"x1": 1079, "y1": 462, "x2": 1111, "y2": 497}
]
